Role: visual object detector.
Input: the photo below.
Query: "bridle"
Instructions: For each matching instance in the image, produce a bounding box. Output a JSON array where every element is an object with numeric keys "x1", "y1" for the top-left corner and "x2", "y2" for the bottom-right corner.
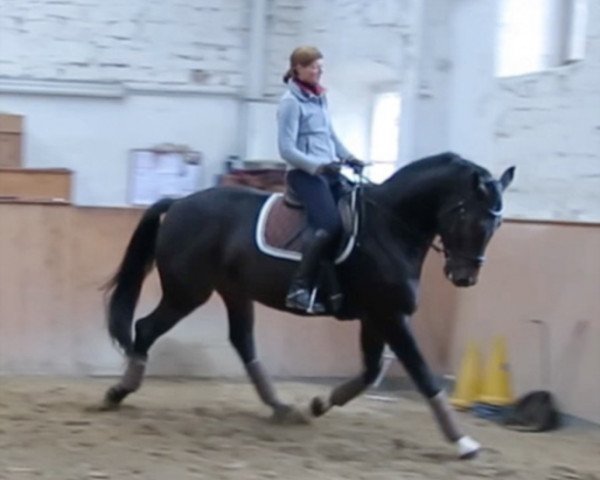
[
  {"x1": 436, "y1": 198, "x2": 503, "y2": 266},
  {"x1": 353, "y1": 170, "x2": 503, "y2": 266}
]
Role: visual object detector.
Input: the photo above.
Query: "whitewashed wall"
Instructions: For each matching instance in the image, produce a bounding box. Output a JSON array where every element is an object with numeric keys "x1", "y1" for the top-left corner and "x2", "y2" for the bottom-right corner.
[
  {"x1": 401, "y1": 0, "x2": 499, "y2": 167},
  {"x1": 0, "y1": 0, "x2": 417, "y2": 204},
  {"x1": 264, "y1": 0, "x2": 418, "y2": 160},
  {"x1": 492, "y1": 1, "x2": 600, "y2": 223},
  {"x1": 404, "y1": 0, "x2": 600, "y2": 223},
  {"x1": 0, "y1": 0, "x2": 247, "y2": 88},
  {"x1": 0, "y1": 0, "x2": 247, "y2": 205},
  {"x1": 0, "y1": 0, "x2": 598, "y2": 215},
  {"x1": 0, "y1": 94, "x2": 240, "y2": 206}
]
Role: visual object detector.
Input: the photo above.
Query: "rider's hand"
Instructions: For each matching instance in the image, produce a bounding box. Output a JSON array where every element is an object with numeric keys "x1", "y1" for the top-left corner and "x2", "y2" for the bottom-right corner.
[
  {"x1": 317, "y1": 162, "x2": 342, "y2": 176},
  {"x1": 344, "y1": 157, "x2": 366, "y2": 173}
]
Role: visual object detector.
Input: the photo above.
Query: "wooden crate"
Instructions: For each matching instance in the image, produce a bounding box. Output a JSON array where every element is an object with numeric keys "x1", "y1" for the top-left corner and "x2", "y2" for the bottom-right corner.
[
  {"x1": 0, "y1": 168, "x2": 72, "y2": 203},
  {"x1": 0, "y1": 113, "x2": 23, "y2": 168}
]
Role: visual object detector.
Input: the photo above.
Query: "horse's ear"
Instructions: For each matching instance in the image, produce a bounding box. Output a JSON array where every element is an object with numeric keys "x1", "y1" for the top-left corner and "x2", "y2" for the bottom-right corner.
[
  {"x1": 472, "y1": 172, "x2": 488, "y2": 199},
  {"x1": 499, "y1": 166, "x2": 516, "y2": 191}
]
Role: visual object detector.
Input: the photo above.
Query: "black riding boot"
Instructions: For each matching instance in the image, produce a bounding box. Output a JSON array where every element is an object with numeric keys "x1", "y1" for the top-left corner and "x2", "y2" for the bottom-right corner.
[{"x1": 286, "y1": 229, "x2": 333, "y2": 314}]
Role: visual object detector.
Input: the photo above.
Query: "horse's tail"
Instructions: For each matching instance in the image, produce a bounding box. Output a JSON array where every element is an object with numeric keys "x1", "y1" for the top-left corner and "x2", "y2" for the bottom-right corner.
[{"x1": 104, "y1": 198, "x2": 176, "y2": 354}]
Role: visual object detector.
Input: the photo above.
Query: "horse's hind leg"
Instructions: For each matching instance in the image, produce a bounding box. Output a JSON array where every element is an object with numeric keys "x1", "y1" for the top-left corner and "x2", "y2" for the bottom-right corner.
[
  {"x1": 103, "y1": 297, "x2": 196, "y2": 409},
  {"x1": 221, "y1": 292, "x2": 308, "y2": 424}
]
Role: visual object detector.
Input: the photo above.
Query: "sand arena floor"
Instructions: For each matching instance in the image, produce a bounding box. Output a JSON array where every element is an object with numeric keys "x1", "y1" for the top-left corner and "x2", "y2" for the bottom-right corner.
[{"x1": 0, "y1": 377, "x2": 599, "y2": 480}]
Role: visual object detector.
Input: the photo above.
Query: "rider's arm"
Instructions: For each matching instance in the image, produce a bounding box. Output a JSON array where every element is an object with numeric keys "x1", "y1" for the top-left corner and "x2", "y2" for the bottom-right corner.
[{"x1": 277, "y1": 97, "x2": 323, "y2": 175}]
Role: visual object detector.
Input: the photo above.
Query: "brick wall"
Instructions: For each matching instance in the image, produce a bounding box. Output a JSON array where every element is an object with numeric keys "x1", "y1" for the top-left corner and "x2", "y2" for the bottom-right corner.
[
  {"x1": 493, "y1": 1, "x2": 600, "y2": 222},
  {"x1": 0, "y1": 0, "x2": 248, "y2": 90},
  {"x1": 2, "y1": 0, "x2": 596, "y2": 219},
  {"x1": 265, "y1": 0, "x2": 416, "y2": 98}
]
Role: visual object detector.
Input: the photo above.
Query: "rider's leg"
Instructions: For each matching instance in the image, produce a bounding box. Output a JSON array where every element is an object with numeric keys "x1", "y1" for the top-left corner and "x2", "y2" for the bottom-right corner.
[{"x1": 285, "y1": 169, "x2": 342, "y2": 313}]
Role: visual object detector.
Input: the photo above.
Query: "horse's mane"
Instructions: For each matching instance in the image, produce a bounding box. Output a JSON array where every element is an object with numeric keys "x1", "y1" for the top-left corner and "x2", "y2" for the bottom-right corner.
[
  {"x1": 390, "y1": 152, "x2": 492, "y2": 182},
  {"x1": 381, "y1": 152, "x2": 501, "y2": 210}
]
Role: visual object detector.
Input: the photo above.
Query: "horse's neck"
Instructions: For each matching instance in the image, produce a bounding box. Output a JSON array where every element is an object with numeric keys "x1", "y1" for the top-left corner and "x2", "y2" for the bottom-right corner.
[{"x1": 371, "y1": 171, "x2": 456, "y2": 239}]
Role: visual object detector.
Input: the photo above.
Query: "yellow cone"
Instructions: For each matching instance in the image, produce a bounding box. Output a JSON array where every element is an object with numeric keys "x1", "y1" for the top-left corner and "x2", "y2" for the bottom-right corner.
[
  {"x1": 450, "y1": 341, "x2": 483, "y2": 410},
  {"x1": 478, "y1": 336, "x2": 514, "y2": 406}
]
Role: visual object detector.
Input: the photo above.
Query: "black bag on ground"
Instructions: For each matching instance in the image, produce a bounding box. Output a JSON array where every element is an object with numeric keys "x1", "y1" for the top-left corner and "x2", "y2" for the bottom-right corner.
[{"x1": 503, "y1": 390, "x2": 560, "y2": 432}]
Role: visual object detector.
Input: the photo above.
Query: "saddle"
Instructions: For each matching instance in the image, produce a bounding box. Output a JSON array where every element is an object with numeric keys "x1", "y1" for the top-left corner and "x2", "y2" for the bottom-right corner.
[
  {"x1": 255, "y1": 180, "x2": 359, "y2": 264},
  {"x1": 255, "y1": 180, "x2": 360, "y2": 315}
]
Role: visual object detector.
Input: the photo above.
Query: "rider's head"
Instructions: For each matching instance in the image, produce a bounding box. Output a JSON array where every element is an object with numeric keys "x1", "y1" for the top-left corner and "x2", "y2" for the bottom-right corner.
[{"x1": 283, "y1": 46, "x2": 323, "y2": 85}]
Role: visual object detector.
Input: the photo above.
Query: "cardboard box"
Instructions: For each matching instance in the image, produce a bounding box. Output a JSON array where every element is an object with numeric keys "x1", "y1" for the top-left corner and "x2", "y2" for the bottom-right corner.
[
  {"x1": 0, "y1": 168, "x2": 72, "y2": 203},
  {"x1": 0, "y1": 113, "x2": 23, "y2": 168}
]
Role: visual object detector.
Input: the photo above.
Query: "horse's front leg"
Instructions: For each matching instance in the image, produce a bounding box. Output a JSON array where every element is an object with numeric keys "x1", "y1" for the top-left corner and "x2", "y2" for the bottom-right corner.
[
  {"x1": 378, "y1": 313, "x2": 481, "y2": 459},
  {"x1": 311, "y1": 319, "x2": 384, "y2": 416}
]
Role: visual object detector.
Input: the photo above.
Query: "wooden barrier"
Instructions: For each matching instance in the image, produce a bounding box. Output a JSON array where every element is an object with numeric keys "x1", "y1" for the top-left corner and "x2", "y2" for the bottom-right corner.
[
  {"x1": 0, "y1": 113, "x2": 23, "y2": 168},
  {"x1": 0, "y1": 168, "x2": 72, "y2": 202},
  {"x1": 0, "y1": 202, "x2": 599, "y2": 423}
]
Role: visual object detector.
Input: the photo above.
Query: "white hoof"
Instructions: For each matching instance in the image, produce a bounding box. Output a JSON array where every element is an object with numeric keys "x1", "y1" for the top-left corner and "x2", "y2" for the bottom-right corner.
[{"x1": 456, "y1": 436, "x2": 481, "y2": 460}]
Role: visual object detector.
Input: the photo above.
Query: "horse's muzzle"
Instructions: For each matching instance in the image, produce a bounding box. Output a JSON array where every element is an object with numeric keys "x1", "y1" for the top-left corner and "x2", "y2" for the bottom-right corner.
[{"x1": 444, "y1": 262, "x2": 480, "y2": 287}]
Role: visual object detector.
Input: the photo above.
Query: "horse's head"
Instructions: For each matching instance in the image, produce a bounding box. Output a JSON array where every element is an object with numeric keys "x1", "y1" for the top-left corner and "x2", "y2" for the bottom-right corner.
[{"x1": 437, "y1": 166, "x2": 515, "y2": 287}]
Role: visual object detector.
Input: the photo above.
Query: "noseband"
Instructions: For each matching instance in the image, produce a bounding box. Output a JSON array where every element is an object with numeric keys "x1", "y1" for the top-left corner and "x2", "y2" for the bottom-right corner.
[
  {"x1": 436, "y1": 198, "x2": 503, "y2": 266},
  {"x1": 362, "y1": 187, "x2": 502, "y2": 266}
]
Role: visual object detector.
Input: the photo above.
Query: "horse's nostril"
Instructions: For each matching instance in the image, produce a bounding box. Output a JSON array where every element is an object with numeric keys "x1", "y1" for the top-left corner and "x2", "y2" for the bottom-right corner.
[{"x1": 453, "y1": 277, "x2": 471, "y2": 287}]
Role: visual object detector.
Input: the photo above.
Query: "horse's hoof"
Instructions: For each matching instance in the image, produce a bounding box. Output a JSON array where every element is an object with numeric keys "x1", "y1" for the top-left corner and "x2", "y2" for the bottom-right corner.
[
  {"x1": 271, "y1": 405, "x2": 311, "y2": 425},
  {"x1": 98, "y1": 386, "x2": 127, "y2": 411},
  {"x1": 457, "y1": 436, "x2": 481, "y2": 460},
  {"x1": 460, "y1": 449, "x2": 480, "y2": 461},
  {"x1": 95, "y1": 400, "x2": 120, "y2": 412},
  {"x1": 310, "y1": 396, "x2": 330, "y2": 417}
]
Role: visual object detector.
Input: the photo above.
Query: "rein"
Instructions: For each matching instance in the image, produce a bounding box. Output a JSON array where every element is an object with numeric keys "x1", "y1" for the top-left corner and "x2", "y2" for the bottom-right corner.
[
  {"x1": 344, "y1": 169, "x2": 441, "y2": 256},
  {"x1": 362, "y1": 194, "x2": 443, "y2": 253},
  {"x1": 357, "y1": 179, "x2": 502, "y2": 264}
]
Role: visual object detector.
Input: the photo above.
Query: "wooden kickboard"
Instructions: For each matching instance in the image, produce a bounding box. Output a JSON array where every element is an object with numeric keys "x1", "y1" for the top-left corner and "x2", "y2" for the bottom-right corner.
[{"x1": 0, "y1": 168, "x2": 72, "y2": 202}]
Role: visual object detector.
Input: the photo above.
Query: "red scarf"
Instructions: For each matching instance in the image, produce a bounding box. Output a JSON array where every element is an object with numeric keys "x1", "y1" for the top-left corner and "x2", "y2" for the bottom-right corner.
[{"x1": 294, "y1": 78, "x2": 325, "y2": 96}]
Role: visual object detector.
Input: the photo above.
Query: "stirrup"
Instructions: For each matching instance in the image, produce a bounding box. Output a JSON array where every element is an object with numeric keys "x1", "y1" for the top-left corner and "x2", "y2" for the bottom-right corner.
[
  {"x1": 307, "y1": 287, "x2": 319, "y2": 314},
  {"x1": 285, "y1": 286, "x2": 325, "y2": 314}
]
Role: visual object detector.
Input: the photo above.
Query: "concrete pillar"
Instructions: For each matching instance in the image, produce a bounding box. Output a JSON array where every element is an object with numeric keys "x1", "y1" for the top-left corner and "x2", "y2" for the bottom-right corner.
[
  {"x1": 400, "y1": 0, "x2": 500, "y2": 166},
  {"x1": 447, "y1": 0, "x2": 500, "y2": 165},
  {"x1": 399, "y1": 0, "x2": 451, "y2": 164},
  {"x1": 246, "y1": 0, "x2": 268, "y2": 99},
  {"x1": 241, "y1": 0, "x2": 280, "y2": 162}
]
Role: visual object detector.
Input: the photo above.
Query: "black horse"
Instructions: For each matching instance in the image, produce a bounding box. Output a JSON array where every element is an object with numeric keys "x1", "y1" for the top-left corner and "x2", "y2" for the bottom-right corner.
[{"x1": 103, "y1": 152, "x2": 514, "y2": 459}]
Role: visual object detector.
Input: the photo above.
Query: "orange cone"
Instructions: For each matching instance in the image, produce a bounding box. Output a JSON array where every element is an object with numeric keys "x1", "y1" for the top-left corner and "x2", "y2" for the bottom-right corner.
[
  {"x1": 450, "y1": 341, "x2": 483, "y2": 410},
  {"x1": 478, "y1": 336, "x2": 514, "y2": 406}
]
